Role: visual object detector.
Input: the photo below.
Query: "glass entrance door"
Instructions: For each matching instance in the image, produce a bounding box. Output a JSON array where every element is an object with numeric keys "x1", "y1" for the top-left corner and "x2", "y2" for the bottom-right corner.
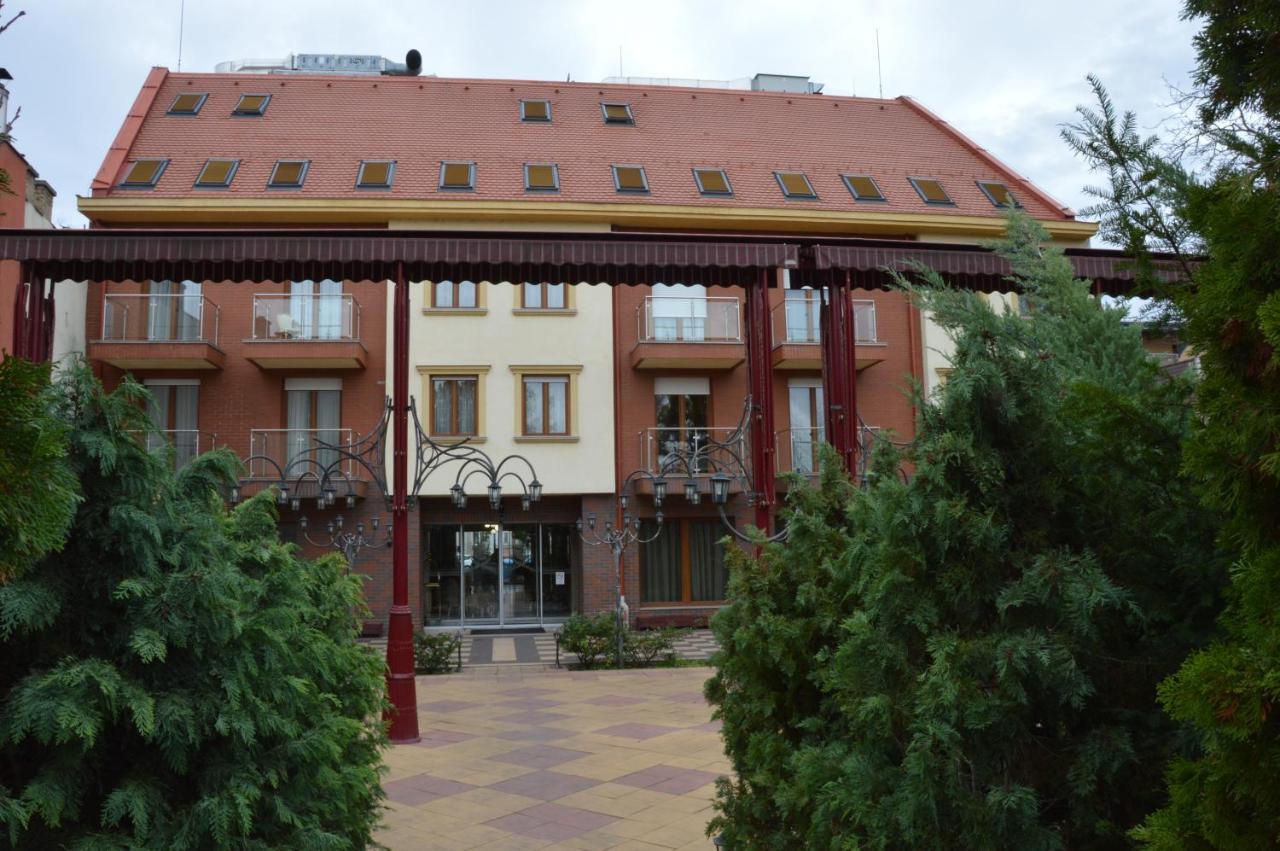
[{"x1": 423, "y1": 523, "x2": 577, "y2": 627}]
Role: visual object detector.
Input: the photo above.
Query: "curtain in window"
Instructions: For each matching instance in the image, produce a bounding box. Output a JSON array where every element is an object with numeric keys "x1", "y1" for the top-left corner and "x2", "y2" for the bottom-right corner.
[
  {"x1": 640, "y1": 521, "x2": 682, "y2": 602},
  {"x1": 316, "y1": 279, "x2": 342, "y2": 339},
  {"x1": 146, "y1": 385, "x2": 170, "y2": 455},
  {"x1": 689, "y1": 521, "x2": 727, "y2": 601},
  {"x1": 456, "y1": 379, "x2": 477, "y2": 434},
  {"x1": 432, "y1": 379, "x2": 454, "y2": 434},
  {"x1": 176, "y1": 281, "x2": 202, "y2": 341},
  {"x1": 173, "y1": 385, "x2": 199, "y2": 467},
  {"x1": 285, "y1": 389, "x2": 312, "y2": 475},
  {"x1": 547, "y1": 283, "x2": 565, "y2": 309},
  {"x1": 785, "y1": 289, "x2": 819, "y2": 343},
  {"x1": 524, "y1": 379, "x2": 544, "y2": 434},
  {"x1": 315, "y1": 389, "x2": 341, "y2": 474},
  {"x1": 547, "y1": 379, "x2": 566, "y2": 433},
  {"x1": 148, "y1": 280, "x2": 173, "y2": 341},
  {"x1": 458, "y1": 281, "x2": 477, "y2": 308},
  {"x1": 289, "y1": 280, "x2": 315, "y2": 339}
]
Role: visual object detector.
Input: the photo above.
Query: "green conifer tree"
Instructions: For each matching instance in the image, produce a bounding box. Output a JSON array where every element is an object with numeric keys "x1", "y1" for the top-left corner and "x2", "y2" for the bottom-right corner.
[
  {"x1": 0, "y1": 365, "x2": 386, "y2": 849},
  {"x1": 1062, "y1": 3, "x2": 1280, "y2": 845},
  {"x1": 706, "y1": 213, "x2": 1222, "y2": 849}
]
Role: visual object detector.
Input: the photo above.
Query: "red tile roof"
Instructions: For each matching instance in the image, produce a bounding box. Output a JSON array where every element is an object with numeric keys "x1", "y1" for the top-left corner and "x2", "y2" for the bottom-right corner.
[{"x1": 93, "y1": 68, "x2": 1074, "y2": 222}]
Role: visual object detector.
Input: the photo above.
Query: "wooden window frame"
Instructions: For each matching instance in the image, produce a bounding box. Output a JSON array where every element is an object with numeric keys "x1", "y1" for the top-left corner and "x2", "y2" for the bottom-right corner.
[
  {"x1": 509, "y1": 365, "x2": 581, "y2": 442},
  {"x1": 518, "y1": 282, "x2": 571, "y2": 311},
  {"x1": 416, "y1": 366, "x2": 490, "y2": 441},
  {"x1": 521, "y1": 375, "x2": 570, "y2": 436},
  {"x1": 639, "y1": 518, "x2": 729, "y2": 606},
  {"x1": 429, "y1": 376, "x2": 479, "y2": 437},
  {"x1": 428, "y1": 280, "x2": 483, "y2": 310},
  {"x1": 283, "y1": 386, "x2": 343, "y2": 430}
]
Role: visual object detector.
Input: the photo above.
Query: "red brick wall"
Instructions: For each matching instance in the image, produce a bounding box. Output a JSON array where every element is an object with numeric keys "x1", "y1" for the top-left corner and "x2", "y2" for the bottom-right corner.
[{"x1": 0, "y1": 144, "x2": 30, "y2": 355}]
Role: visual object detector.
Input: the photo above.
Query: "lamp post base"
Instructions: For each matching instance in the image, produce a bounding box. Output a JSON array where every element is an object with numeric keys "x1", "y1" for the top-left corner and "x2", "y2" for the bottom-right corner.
[{"x1": 384, "y1": 604, "x2": 420, "y2": 744}]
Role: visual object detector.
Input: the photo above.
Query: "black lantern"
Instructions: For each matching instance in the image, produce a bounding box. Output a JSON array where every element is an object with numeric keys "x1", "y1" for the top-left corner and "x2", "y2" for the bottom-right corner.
[
  {"x1": 684, "y1": 479, "x2": 700, "y2": 504},
  {"x1": 487, "y1": 482, "x2": 502, "y2": 509},
  {"x1": 710, "y1": 472, "x2": 731, "y2": 505},
  {"x1": 529, "y1": 480, "x2": 543, "y2": 502},
  {"x1": 653, "y1": 476, "x2": 668, "y2": 503}
]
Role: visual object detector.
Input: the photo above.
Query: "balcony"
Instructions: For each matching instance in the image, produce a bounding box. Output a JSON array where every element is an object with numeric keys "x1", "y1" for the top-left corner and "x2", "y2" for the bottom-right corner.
[
  {"x1": 245, "y1": 294, "x2": 367, "y2": 369},
  {"x1": 89, "y1": 294, "x2": 225, "y2": 370},
  {"x1": 776, "y1": 425, "x2": 883, "y2": 482},
  {"x1": 770, "y1": 296, "x2": 887, "y2": 370},
  {"x1": 631, "y1": 296, "x2": 745, "y2": 370},
  {"x1": 641, "y1": 427, "x2": 748, "y2": 483},
  {"x1": 140, "y1": 429, "x2": 217, "y2": 471},
  {"x1": 247, "y1": 428, "x2": 368, "y2": 501}
]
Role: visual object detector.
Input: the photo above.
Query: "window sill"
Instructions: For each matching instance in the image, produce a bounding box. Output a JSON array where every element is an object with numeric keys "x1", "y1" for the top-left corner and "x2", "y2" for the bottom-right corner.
[
  {"x1": 429, "y1": 435, "x2": 487, "y2": 444},
  {"x1": 512, "y1": 308, "x2": 578, "y2": 316},
  {"x1": 422, "y1": 308, "x2": 488, "y2": 316},
  {"x1": 513, "y1": 435, "x2": 579, "y2": 444}
]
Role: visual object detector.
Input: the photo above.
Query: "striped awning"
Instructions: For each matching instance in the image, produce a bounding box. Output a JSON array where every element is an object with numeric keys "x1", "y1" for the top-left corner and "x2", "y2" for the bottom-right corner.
[{"x1": 0, "y1": 230, "x2": 798, "y2": 285}]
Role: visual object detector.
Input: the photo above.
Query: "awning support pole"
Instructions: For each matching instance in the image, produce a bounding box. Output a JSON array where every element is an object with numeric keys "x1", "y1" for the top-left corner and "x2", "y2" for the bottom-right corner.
[
  {"x1": 821, "y1": 270, "x2": 858, "y2": 473},
  {"x1": 745, "y1": 268, "x2": 776, "y2": 533}
]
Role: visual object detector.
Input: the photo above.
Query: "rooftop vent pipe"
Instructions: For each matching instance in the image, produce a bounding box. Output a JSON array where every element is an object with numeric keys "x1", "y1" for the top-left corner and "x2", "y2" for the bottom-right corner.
[{"x1": 381, "y1": 50, "x2": 422, "y2": 77}]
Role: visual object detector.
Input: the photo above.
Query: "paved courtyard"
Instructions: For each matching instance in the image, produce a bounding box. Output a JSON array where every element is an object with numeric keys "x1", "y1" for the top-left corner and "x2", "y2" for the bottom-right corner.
[{"x1": 376, "y1": 666, "x2": 727, "y2": 850}]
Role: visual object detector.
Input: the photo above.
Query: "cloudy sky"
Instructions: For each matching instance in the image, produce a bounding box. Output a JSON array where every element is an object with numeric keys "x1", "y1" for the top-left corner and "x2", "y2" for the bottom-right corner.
[{"x1": 5, "y1": 0, "x2": 1199, "y2": 230}]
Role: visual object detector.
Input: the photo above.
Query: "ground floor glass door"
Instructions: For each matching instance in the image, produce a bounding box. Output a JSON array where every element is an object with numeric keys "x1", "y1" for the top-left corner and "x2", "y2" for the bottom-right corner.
[{"x1": 423, "y1": 522, "x2": 577, "y2": 627}]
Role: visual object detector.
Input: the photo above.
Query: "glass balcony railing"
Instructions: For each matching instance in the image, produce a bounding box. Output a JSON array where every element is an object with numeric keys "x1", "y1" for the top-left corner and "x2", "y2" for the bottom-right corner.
[
  {"x1": 100, "y1": 294, "x2": 219, "y2": 344},
  {"x1": 248, "y1": 428, "x2": 356, "y2": 480},
  {"x1": 642, "y1": 427, "x2": 747, "y2": 476},
  {"x1": 142, "y1": 429, "x2": 215, "y2": 470},
  {"x1": 637, "y1": 297, "x2": 742, "y2": 343},
  {"x1": 251, "y1": 294, "x2": 360, "y2": 341},
  {"x1": 769, "y1": 296, "x2": 879, "y2": 345}
]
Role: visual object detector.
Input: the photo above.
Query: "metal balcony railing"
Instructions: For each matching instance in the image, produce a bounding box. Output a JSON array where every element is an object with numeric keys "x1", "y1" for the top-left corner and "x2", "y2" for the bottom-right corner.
[
  {"x1": 248, "y1": 428, "x2": 356, "y2": 479},
  {"x1": 100, "y1": 293, "x2": 220, "y2": 345},
  {"x1": 642, "y1": 427, "x2": 747, "y2": 476},
  {"x1": 769, "y1": 295, "x2": 880, "y2": 345},
  {"x1": 142, "y1": 429, "x2": 216, "y2": 470},
  {"x1": 637, "y1": 296, "x2": 742, "y2": 343},
  {"x1": 251, "y1": 293, "x2": 360, "y2": 341}
]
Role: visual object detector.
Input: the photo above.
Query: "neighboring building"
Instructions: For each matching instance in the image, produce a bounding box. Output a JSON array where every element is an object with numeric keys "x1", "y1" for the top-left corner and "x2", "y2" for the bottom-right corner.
[{"x1": 77, "y1": 60, "x2": 1097, "y2": 631}]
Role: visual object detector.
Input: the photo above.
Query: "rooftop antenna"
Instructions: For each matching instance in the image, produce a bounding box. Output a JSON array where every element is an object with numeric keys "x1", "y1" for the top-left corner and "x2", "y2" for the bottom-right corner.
[
  {"x1": 177, "y1": 0, "x2": 185, "y2": 71},
  {"x1": 875, "y1": 29, "x2": 883, "y2": 99},
  {"x1": 618, "y1": 45, "x2": 623, "y2": 78}
]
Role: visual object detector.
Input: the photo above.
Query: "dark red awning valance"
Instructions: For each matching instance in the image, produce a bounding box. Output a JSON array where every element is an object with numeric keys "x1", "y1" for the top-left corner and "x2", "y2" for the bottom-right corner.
[{"x1": 0, "y1": 230, "x2": 798, "y2": 286}]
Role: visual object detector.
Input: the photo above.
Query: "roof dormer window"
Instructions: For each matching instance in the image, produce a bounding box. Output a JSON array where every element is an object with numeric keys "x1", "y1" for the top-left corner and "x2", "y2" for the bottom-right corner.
[
  {"x1": 977, "y1": 180, "x2": 1019, "y2": 208},
  {"x1": 775, "y1": 171, "x2": 817, "y2": 199},
  {"x1": 612, "y1": 164, "x2": 649, "y2": 193},
  {"x1": 520, "y1": 99, "x2": 551, "y2": 122},
  {"x1": 909, "y1": 177, "x2": 953, "y2": 205},
  {"x1": 693, "y1": 168, "x2": 732, "y2": 196},
  {"x1": 194, "y1": 159, "x2": 239, "y2": 188},
  {"x1": 439, "y1": 161, "x2": 475, "y2": 191},
  {"x1": 842, "y1": 174, "x2": 887, "y2": 202},
  {"x1": 167, "y1": 93, "x2": 207, "y2": 115},
  {"x1": 356, "y1": 160, "x2": 395, "y2": 189},
  {"x1": 231, "y1": 94, "x2": 270, "y2": 116},
  {"x1": 119, "y1": 159, "x2": 168, "y2": 188},
  {"x1": 601, "y1": 102, "x2": 634, "y2": 125}
]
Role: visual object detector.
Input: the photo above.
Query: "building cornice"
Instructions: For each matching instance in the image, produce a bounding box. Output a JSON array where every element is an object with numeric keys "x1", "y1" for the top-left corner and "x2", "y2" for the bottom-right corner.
[{"x1": 77, "y1": 196, "x2": 1099, "y2": 241}]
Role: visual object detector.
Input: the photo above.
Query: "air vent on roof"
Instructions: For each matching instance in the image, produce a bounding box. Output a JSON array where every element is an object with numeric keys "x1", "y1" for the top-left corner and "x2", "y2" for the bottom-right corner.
[{"x1": 214, "y1": 51, "x2": 425, "y2": 76}]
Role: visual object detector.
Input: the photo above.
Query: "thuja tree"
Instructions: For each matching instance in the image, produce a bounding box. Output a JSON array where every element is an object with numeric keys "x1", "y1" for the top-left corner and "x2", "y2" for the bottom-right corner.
[
  {"x1": 0, "y1": 365, "x2": 386, "y2": 849},
  {"x1": 1062, "y1": 2, "x2": 1280, "y2": 845},
  {"x1": 705, "y1": 212, "x2": 1223, "y2": 849}
]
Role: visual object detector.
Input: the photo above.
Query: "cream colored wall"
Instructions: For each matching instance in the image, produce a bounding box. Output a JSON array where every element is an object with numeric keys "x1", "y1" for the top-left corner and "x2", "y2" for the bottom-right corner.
[{"x1": 387, "y1": 280, "x2": 616, "y2": 497}]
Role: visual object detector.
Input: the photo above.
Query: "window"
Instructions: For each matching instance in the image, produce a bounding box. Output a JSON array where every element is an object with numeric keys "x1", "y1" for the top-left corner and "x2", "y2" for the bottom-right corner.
[
  {"x1": 521, "y1": 282, "x2": 567, "y2": 310},
  {"x1": 439, "y1": 161, "x2": 475, "y2": 191},
  {"x1": 431, "y1": 376, "x2": 478, "y2": 436},
  {"x1": 167, "y1": 93, "x2": 207, "y2": 115},
  {"x1": 654, "y1": 377, "x2": 710, "y2": 472},
  {"x1": 788, "y1": 380, "x2": 825, "y2": 475},
  {"x1": 146, "y1": 280, "x2": 203, "y2": 341},
  {"x1": 524, "y1": 163, "x2": 559, "y2": 192},
  {"x1": 232, "y1": 94, "x2": 270, "y2": 116},
  {"x1": 775, "y1": 171, "x2": 817, "y2": 199},
  {"x1": 356, "y1": 160, "x2": 395, "y2": 189},
  {"x1": 520, "y1": 99, "x2": 551, "y2": 122},
  {"x1": 268, "y1": 160, "x2": 309, "y2": 189},
  {"x1": 842, "y1": 174, "x2": 886, "y2": 202},
  {"x1": 285, "y1": 382, "x2": 342, "y2": 477},
  {"x1": 523, "y1": 376, "x2": 569, "y2": 436},
  {"x1": 288, "y1": 279, "x2": 346, "y2": 340},
  {"x1": 194, "y1": 159, "x2": 238, "y2": 188},
  {"x1": 909, "y1": 177, "x2": 953, "y2": 205},
  {"x1": 640, "y1": 519, "x2": 728, "y2": 603},
  {"x1": 977, "y1": 180, "x2": 1019, "y2": 208},
  {"x1": 144, "y1": 380, "x2": 200, "y2": 469},
  {"x1": 693, "y1": 168, "x2": 732, "y2": 196},
  {"x1": 612, "y1": 164, "x2": 649, "y2": 193},
  {"x1": 431, "y1": 280, "x2": 479, "y2": 309},
  {"x1": 601, "y1": 102, "x2": 634, "y2": 124},
  {"x1": 120, "y1": 159, "x2": 167, "y2": 188},
  {"x1": 649, "y1": 283, "x2": 709, "y2": 342}
]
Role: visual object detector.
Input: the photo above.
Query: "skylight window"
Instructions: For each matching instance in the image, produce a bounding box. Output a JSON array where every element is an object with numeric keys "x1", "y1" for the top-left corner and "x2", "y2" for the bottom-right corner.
[
  {"x1": 194, "y1": 159, "x2": 239, "y2": 188},
  {"x1": 268, "y1": 160, "x2": 309, "y2": 189},
  {"x1": 119, "y1": 159, "x2": 167, "y2": 188},
  {"x1": 232, "y1": 94, "x2": 270, "y2": 116},
  {"x1": 977, "y1": 180, "x2": 1019, "y2": 208},
  {"x1": 524, "y1": 163, "x2": 559, "y2": 192},
  {"x1": 356, "y1": 160, "x2": 395, "y2": 189},
  {"x1": 909, "y1": 177, "x2": 953, "y2": 205},
  {"x1": 439, "y1": 161, "x2": 475, "y2": 191},
  {"x1": 612, "y1": 165, "x2": 649, "y2": 193},
  {"x1": 601, "y1": 102, "x2": 634, "y2": 125},
  {"x1": 775, "y1": 171, "x2": 817, "y2": 199},
  {"x1": 521, "y1": 99, "x2": 551, "y2": 122},
  {"x1": 167, "y1": 93, "x2": 207, "y2": 115},
  {"x1": 693, "y1": 168, "x2": 732, "y2": 196},
  {"x1": 842, "y1": 174, "x2": 886, "y2": 202}
]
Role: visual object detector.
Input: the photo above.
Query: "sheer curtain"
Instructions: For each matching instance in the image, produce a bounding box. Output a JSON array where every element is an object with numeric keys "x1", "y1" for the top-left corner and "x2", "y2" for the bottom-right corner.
[
  {"x1": 315, "y1": 389, "x2": 341, "y2": 474},
  {"x1": 456, "y1": 380, "x2": 476, "y2": 434},
  {"x1": 290, "y1": 280, "x2": 315, "y2": 339},
  {"x1": 146, "y1": 385, "x2": 170, "y2": 455},
  {"x1": 148, "y1": 280, "x2": 173, "y2": 341},
  {"x1": 689, "y1": 522, "x2": 727, "y2": 601},
  {"x1": 432, "y1": 379, "x2": 454, "y2": 434},
  {"x1": 285, "y1": 390, "x2": 312, "y2": 476},
  {"x1": 173, "y1": 385, "x2": 199, "y2": 467},
  {"x1": 640, "y1": 521, "x2": 682, "y2": 602},
  {"x1": 176, "y1": 281, "x2": 202, "y2": 341},
  {"x1": 316, "y1": 279, "x2": 342, "y2": 339}
]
